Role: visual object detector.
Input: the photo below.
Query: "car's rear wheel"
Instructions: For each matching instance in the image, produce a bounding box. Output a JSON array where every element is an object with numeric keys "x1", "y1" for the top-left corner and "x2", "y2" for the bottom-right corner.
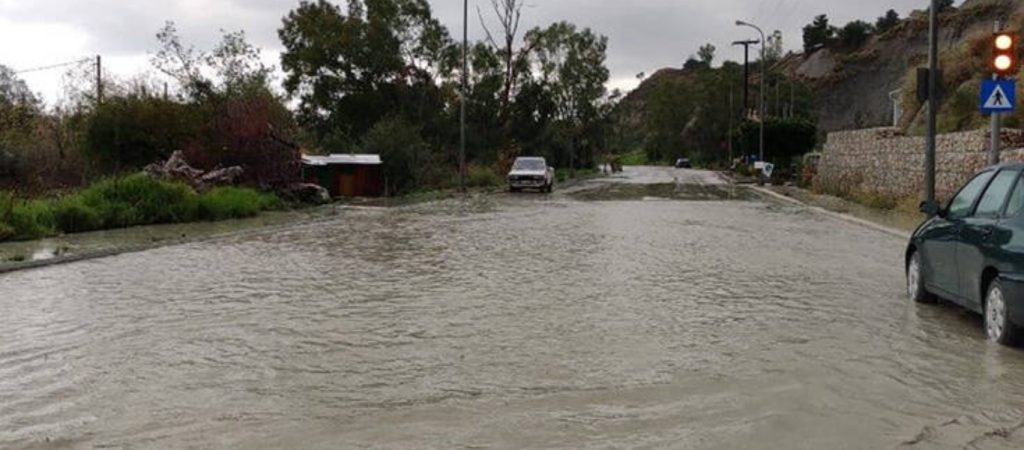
[
  {"x1": 545, "y1": 183, "x2": 553, "y2": 193},
  {"x1": 907, "y1": 251, "x2": 936, "y2": 304},
  {"x1": 985, "y1": 279, "x2": 1020, "y2": 346}
]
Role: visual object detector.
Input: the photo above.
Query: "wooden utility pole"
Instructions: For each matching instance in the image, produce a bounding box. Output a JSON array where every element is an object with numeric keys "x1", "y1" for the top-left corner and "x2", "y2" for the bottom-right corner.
[{"x1": 95, "y1": 55, "x2": 103, "y2": 106}]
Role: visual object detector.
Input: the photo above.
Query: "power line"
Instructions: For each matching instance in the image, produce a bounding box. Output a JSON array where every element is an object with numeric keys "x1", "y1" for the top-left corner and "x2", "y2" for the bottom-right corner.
[{"x1": 14, "y1": 57, "x2": 94, "y2": 75}]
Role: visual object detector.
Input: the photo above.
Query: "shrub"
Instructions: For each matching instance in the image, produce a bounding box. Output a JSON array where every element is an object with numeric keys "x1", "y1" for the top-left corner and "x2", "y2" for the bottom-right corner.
[
  {"x1": 362, "y1": 117, "x2": 434, "y2": 195},
  {"x1": 197, "y1": 187, "x2": 279, "y2": 221},
  {"x1": 0, "y1": 197, "x2": 55, "y2": 240},
  {"x1": 78, "y1": 174, "x2": 199, "y2": 227},
  {"x1": 52, "y1": 197, "x2": 103, "y2": 233},
  {"x1": 466, "y1": 166, "x2": 502, "y2": 188},
  {"x1": 0, "y1": 222, "x2": 14, "y2": 241},
  {"x1": 83, "y1": 95, "x2": 200, "y2": 171}
]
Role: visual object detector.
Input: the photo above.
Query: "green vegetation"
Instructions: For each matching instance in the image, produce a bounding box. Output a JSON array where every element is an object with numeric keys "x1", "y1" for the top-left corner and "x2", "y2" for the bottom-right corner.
[
  {"x1": 466, "y1": 166, "x2": 503, "y2": 188},
  {"x1": 619, "y1": 150, "x2": 653, "y2": 166},
  {"x1": 278, "y1": 0, "x2": 612, "y2": 194},
  {"x1": 198, "y1": 187, "x2": 281, "y2": 221},
  {"x1": 0, "y1": 175, "x2": 281, "y2": 243}
]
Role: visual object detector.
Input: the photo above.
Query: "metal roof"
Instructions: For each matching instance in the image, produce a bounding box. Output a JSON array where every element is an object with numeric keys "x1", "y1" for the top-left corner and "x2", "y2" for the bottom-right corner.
[{"x1": 302, "y1": 154, "x2": 382, "y2": 166}]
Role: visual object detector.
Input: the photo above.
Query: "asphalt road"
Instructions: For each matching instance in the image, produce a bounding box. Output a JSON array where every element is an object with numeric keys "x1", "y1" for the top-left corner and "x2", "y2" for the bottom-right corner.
[{"x1": 3, "y1": 167, "x2": 1024, "y2": 449}]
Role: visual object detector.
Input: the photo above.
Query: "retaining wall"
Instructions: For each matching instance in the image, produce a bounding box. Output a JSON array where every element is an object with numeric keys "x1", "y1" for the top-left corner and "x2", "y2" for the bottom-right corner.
[{"x1": 818, "y1": 127, "x2": 1024, "y2": 201}]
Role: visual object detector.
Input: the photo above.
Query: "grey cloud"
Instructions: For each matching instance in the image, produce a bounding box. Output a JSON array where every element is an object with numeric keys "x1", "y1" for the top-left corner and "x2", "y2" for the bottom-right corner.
[{"x1": 3, "y1": 0, "x2": 936, "y2": 85}]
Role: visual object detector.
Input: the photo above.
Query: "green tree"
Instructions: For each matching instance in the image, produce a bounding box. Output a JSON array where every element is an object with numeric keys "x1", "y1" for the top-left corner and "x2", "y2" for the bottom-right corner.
[
  {"x1": 837, "y1": 20, "x2": 874, "y2": 50},
  {"x1": 525, "y1": 22, "x2": 609, "y2": 169},
  {"x1": 278, "y1": 0, "x2": 451, "y2": 143},
  {"x1": 875, "y1": 9, "x2": 900, "y2": 33},
  {"x1": 697, "y1": 43, "x2": 716, "y2": 67},
  {"x1": 802, "y1": 14, "x2": 834, "y2": 53}
]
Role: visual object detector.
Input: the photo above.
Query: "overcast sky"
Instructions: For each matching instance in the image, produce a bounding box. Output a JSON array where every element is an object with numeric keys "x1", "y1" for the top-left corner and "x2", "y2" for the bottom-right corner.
[{"x1": 0, "y1": 0, "x2": 934, "y2": 105}]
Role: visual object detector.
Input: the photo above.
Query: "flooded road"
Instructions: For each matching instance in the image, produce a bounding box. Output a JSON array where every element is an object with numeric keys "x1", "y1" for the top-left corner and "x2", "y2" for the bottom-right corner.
[{"x1": 3, "y1": 167, "x2": 1024, "y2": 449}]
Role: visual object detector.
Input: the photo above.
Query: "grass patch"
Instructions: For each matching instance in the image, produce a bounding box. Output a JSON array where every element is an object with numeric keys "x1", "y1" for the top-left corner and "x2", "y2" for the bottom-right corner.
[
  {"x1": 197, "y1": 187, "x2": 281, "y2": 221},
  {"x1": 619, "y1": 150, "x2": 649, "y2": 166},
  {"x1": 466, "y1": 165, "x2": 503, "y2": 188},
  {"x1": 0, "y1": 174, "x2": 282, "y2": 243}
]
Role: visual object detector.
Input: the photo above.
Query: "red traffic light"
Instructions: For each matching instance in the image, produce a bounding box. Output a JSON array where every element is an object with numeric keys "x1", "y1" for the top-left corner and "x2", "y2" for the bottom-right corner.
[{"x1": 993, "y1": 32, "x2": 1018, "y2": 76}]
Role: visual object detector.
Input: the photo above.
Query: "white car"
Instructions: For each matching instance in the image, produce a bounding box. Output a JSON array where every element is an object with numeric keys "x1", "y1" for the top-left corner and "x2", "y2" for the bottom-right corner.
[{"x1": 508, "y1": 157, "x2": 555, "y2": 193}]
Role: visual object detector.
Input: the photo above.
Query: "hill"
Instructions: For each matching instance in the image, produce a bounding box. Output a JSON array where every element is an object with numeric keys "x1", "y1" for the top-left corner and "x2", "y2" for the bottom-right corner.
[{"x1": 611, "y1": 0, "x2": 1024, "y2": 158}]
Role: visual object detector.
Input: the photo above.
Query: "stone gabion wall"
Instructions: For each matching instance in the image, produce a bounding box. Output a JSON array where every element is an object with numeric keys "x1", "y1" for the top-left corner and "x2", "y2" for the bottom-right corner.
[{"x1": 818, "y1": 127, "x2": 1024, "y2": 201}]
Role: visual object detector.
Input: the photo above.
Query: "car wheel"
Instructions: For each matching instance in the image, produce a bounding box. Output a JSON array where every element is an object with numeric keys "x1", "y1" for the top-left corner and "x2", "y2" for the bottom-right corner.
[
  {"x1": 546, "y1": 183, "x2": 553, "y2": 193},
  {"x1": 985, "y1": 279, "x2": 1020, "y2": 346},
  {"x1": 509, "y1": 186, "x2": 519, "y2": 193},
  {"x1": 907, "y1": 251, "x2": 936, "y2": 304}
]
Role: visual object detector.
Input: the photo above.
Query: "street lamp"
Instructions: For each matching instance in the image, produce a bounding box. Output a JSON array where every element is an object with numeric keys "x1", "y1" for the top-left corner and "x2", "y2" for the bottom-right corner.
[
  {"x1": 459, "y1": 0, "x2": 468, "y2": 193},
  {"x1": 736, "y1": 20, "x2": 766, "y2": 164}
]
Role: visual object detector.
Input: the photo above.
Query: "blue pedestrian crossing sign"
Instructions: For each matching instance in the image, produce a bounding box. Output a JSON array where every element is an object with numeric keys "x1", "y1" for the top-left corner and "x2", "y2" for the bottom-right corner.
[{"x1": 980, "y1": 79, "x2": 1016, "y2": 113}]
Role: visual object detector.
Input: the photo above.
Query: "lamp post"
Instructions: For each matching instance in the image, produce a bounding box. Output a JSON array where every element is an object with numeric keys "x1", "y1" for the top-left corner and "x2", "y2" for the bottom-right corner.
[
  {"x1": 459, "y1": 0, "x2": 468, "y2": 193},
  {"x1": 736, "y1": 20, "x2": 766, "y2": 163}
]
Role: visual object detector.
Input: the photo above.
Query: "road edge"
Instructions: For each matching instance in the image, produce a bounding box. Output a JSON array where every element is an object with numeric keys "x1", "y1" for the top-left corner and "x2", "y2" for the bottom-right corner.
[{"x1": 748, "y1": 184, "x2": 910, "y2": 240}]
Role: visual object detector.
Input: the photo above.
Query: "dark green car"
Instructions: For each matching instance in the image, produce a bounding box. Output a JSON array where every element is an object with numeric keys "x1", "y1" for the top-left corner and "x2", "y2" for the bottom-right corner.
[{"x1": 907, "y1": 164, "x2": 1024, "y2": 346}]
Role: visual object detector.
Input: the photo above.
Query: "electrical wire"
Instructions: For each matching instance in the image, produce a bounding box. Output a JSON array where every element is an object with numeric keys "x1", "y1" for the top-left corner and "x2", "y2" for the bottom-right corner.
[{"x1": 14, "y1": 58, "x2": 94, "y2": 75}]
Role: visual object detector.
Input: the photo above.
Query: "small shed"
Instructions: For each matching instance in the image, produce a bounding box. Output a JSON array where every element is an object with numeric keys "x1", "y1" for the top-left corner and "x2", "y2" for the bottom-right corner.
[{"x1": 301, "y1": 154, "x2": 385, "y2": 198}]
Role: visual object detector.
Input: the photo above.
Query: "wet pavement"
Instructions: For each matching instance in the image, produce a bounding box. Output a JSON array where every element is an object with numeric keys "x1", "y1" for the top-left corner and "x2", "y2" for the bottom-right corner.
[{"x1": 3, "y1": 166, "x2": 1024, "y2": 449}]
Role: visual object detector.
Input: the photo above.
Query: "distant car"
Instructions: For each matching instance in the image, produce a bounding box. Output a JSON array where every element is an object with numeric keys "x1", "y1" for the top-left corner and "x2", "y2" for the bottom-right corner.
[
  {"x1": 675, "y1": 158, "x2": 692, "y2": 169},
  {"x1": 508, "y1": 157, "x2": 555, "y2": 193},
  {"x1": 907, "y1": 164, "x2": 1024, "y2": 346}
]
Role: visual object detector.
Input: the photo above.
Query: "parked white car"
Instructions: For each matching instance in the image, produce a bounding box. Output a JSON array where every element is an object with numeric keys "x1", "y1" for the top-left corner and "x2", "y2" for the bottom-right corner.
[{"x1": 508, "y1": 157, "x2": 555, "y2": 193}]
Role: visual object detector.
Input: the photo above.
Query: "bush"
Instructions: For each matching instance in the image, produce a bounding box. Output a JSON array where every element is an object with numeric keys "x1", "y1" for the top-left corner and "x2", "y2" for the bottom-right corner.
[
  {"x1": 84, "y1": 95, "x2": 200, "y2": 171},
  {"x1": 0, "y1": 222, "x2": 14, "y2": 241},
  {"x1": 466, "y1": 166, "x2": 502, "y2": 188},
  {"x1": 52, "y1": 198, "x2": 103, "y2": 233},
  {"x1": 733, "y1": 117, "x2": 817, "y2": 162},
  {"x1": 0, "y1": 196, "x2": 55, "y2": 240},
  {"x1": 197, "y1": 187, "x2": 280, "y2": 221},
  {"x1": 78, "y1": 174, "x2": 199, "y2": 227},
  {"x1": 363, "y1": 117, "x2": 435, "y2": 195}
]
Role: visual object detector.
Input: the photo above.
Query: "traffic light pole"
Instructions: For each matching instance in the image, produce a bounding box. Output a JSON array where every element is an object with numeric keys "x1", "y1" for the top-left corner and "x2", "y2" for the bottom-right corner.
[
  {"x1": 991, "y1": 74, "x2": 1002, "y2": 166},
  {"x1": 925, "y1": 0, "x2": 938, "y2": 206},
  {"x1": 991, "y1": 21, "x2": 1004, "y2": 166}
]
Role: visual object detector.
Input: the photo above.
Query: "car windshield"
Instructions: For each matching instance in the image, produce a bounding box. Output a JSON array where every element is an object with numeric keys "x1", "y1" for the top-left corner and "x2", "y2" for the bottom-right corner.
[{"x1": 513, "y1": 159, "x2": 546, "y2": 171}]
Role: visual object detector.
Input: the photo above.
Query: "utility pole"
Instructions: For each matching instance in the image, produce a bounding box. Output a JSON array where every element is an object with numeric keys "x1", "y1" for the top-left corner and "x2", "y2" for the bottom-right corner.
[
  {"x1": 736, "y1": 20, "x2": 766, "y2": 163},
  {"x1": 95, "y1": 55, "x2": 103, "y2": 106},
  {"x1": 459, "y1": 0, "x2": 468, "y2": 193},
  {"x1": 924, "y1": 0, "x2": 938, "y2": 206},
  {"x1": 732, "y1": 39, "x2": 758, "y2": 113},
  {"x1": 728, "y1": 88, "x2": 734, "y2": 166}
]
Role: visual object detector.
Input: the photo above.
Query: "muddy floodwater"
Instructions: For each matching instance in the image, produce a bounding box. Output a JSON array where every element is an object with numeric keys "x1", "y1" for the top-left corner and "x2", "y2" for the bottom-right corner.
[{"x1": 4, "y1": 167, "x2": 1024, "y2": 449}]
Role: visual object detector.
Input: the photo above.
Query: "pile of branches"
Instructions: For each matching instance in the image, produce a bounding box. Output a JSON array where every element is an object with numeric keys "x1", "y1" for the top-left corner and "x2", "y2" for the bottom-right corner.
[{"x1": 144, "y1": 151, "x2": 243, "y2": 192}]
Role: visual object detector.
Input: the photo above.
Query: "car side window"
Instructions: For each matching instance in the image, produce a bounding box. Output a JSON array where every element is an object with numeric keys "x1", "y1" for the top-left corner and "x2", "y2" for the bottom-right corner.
[
  {"x1": 975, "y1": 170, "x2": 1020, "y2": 217},
  {"x1": 947, "y1": 171, "x2": 994, "y2": 219},
  {"x1": 1005, "y1": 176, "x2": 1024, "y2": 218}
]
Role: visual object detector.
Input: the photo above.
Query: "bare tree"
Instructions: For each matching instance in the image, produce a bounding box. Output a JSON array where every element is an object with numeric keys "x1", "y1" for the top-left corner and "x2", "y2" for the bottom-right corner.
[{"x1": 477, "y1": 0, "x2": 535, "y2": 127}]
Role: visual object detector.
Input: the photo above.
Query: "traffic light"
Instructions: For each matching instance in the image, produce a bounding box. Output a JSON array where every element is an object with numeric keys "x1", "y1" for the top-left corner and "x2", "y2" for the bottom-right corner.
[{"x1": 993, "y1": 32, "x2": 1018, "y2": 77}]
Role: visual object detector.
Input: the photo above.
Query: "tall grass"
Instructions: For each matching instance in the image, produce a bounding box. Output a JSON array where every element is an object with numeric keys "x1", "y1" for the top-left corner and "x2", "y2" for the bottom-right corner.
[
  {"x1": 197, "y1": 187, "x2": 281, "y2": 221},
  {"x1": 0, "y1": 174, "x2": 283, "y2": 243},
  {"x1": 465, "y1": 165, "x2": 503, "y2": 188}
]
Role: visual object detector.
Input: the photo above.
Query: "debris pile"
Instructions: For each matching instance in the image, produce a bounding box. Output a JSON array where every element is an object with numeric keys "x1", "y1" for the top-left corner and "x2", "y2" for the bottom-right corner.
[{"x1": 145, "y1": 151, "x2": 243, "y2": 191}]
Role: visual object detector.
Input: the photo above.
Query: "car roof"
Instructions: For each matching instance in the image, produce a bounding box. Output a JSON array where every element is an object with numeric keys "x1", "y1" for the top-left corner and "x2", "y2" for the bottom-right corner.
[{"x1": 986, "y1": 162, "x2": 1024, "y2": 171}]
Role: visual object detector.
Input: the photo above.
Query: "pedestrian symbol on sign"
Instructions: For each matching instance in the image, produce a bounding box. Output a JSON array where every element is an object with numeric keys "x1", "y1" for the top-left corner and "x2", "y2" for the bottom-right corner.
[
  {"x1": 980, "y1": 79, "x2": 1017, "y2": 113},
  {"x1": 985, "y1": 85, "x2": 1010, "y2": 108}
]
